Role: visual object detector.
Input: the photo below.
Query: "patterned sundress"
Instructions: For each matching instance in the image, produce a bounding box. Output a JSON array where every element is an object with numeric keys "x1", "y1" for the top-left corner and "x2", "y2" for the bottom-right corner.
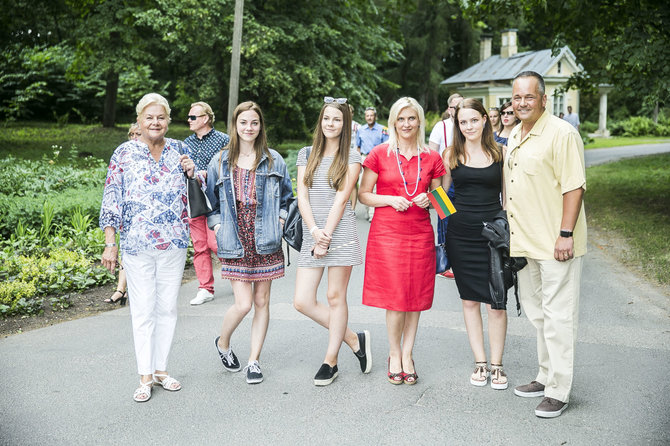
[{"x1": 220, "y1": 167, "x2": 285, "y2": 281}]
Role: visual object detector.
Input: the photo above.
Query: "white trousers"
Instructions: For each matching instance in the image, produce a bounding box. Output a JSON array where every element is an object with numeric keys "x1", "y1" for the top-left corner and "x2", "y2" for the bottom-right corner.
[
  {"x1": 517, "y1": 256, "x2": 583, "y2": 403},
  {"x1": 123, "y1": 249, "x2": 187, "y2": 375}
]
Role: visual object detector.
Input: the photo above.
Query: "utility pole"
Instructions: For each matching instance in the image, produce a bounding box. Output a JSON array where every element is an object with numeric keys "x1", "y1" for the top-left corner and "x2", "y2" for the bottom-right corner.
[{"x1": 227, "y1": 0, "x2": 244, "y2": 130}]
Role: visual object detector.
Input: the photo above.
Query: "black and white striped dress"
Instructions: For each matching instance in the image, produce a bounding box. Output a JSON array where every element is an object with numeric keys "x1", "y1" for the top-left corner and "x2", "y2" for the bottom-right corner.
[{"x1": 296, "y1": 146, "x2": 362, "y2": 267}]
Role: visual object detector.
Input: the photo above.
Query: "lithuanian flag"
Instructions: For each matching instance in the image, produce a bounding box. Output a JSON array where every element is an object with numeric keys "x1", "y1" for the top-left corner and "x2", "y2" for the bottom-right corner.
[{"x1": 428, "y1": 186, "x2": 457, "y2": 220}]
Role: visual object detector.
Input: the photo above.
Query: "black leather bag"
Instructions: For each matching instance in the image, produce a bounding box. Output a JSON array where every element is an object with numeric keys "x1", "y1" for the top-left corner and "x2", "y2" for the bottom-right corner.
[
  {"x1": 185, "y1": 173, "x2": 212, "y2": 218},
  {"x1": 282, "y1": 147, "x2": 311, "y2": 252},
  {"x1": 435, "y1": 243, "x2": 450, "y2": 274},
  {"x1": 283, "y1": 196, "x2": 303, "y2": 252}
]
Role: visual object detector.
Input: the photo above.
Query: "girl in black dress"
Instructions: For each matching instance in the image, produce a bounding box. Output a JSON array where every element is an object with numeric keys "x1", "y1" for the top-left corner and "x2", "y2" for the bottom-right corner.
[{"x1": 442, "y1": 98, "x2": 508, "y2": 390}]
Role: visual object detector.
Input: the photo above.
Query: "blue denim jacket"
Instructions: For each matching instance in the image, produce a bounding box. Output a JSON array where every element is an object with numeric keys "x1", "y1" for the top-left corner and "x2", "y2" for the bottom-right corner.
[{"x1": 206, "y1": 149, "x2": 293, "y2": 259}]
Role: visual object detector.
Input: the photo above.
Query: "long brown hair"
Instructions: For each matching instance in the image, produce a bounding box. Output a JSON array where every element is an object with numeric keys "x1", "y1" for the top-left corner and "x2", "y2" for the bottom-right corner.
[
  {"x1": 303, "y1": 102, "x2": 351, "y2": 191},
  {"x1": 224, "y1": 101, "x2": 272, "y2": 171},
  {"x1": 447, "y1": 98, "x2": 501, "y2": 169}
]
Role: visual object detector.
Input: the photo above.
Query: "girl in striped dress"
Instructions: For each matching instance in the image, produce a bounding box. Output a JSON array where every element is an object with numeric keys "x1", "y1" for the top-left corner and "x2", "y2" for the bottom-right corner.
[{"x1": 293, "y1": 97, "x2": 372, "y2": 386}]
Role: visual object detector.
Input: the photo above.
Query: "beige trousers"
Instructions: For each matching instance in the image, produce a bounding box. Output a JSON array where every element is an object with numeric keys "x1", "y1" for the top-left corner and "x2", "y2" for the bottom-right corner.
[{"x1": 518, "y1": 256, "x2": 583, "y2": 402}]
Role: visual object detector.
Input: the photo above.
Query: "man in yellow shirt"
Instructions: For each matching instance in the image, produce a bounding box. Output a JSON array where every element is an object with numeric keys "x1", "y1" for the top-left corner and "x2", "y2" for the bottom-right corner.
[{"x1": 504, "y1": 71, "x2": 587, "y2": 418}]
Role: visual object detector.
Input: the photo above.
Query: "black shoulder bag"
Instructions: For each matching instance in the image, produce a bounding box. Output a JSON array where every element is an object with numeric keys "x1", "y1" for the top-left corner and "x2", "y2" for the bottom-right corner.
[{"x1": 282, "y1": 147, "x2": 311, "y2": 264}]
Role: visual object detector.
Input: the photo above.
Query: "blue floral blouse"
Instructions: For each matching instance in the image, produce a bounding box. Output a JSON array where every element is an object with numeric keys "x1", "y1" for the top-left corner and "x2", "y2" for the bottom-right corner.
[{"x1": 99, "y1": 138, "x2": 201, "y2": 255}]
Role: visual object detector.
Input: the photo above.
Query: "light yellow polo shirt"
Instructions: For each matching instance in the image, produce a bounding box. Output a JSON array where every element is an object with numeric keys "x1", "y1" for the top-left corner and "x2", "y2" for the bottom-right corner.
[{"x1": 504, "y1": 110, "x2": 587, "y2": 259}]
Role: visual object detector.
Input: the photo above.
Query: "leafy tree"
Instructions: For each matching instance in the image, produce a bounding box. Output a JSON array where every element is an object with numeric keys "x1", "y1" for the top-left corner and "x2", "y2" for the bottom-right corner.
[
  {"x1": 462, "y1": 0, "x2": 670, "y2": 112},
  {"x1": 378, "y1": 0, "x2": 477, "y2": 113},
  {"x1": 138, "y1": 0, "x2": 402, "y2": 139}
]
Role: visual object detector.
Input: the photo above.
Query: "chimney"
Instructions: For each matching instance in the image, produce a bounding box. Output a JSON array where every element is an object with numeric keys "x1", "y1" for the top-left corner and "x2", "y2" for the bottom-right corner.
[
  {"x1": 501, "y1": 29, "x2": 518, "y2": 58},
  {"x1": 479, "y1": 34, "x2": 492, "y2": 62}
]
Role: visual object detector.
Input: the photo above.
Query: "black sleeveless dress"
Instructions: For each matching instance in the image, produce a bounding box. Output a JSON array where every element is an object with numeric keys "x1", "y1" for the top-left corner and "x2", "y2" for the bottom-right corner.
[{"x1": 445, "y1": 161, "x2": 502, "y2": 303}]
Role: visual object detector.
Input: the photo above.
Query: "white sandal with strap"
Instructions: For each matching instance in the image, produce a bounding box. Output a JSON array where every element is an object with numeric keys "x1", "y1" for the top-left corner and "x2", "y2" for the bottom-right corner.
[
  {"x1": 490, "y1": 363, "x2": 508, "y2": 390},
  {"x1": 470, "y1": 361, "x2": 490, "y2": 387},
  {"x1": 153, "y1": 373, "x2": 182, "y2": 391},
  {"x1": 133, "y1": 381, "x2": 153, "y2": 402}
]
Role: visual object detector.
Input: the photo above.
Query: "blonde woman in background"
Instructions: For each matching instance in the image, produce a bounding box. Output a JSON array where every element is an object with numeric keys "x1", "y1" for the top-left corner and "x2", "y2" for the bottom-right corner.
[{"x1": 104, "y1": 123, "x2": 142, "y2": 306}]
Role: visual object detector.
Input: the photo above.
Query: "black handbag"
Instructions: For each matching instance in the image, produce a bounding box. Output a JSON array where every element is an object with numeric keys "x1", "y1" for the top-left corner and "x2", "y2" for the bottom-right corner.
[
  {"x1": 435, "y1": 243, "x2": 450, "y2": 274},
  {"x1": 185, "y1": 173, "x2": 212, "y2": 218},
  {"x1": 282, "y1": 147, "x2": 311, "y2": 253},
  {"x1": 283, "y1": 196, "x2": 303, "y2": 252}
]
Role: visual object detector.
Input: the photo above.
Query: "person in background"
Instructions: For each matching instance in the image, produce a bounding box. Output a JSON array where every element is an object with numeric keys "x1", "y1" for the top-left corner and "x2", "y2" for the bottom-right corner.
[
  {"x1": 360, "y1": 97, "x2": 445, "y2": 386},
  {"x1": 564, "y1": 105, "x2": 581, "y2": 131},
  {"x1": 206, "y1": 101, "x2": 292, "y2": 385},
  {"x1": 100, "y1": 93, "x2": 198, "y2": 402},
  {"x1": 507, "y1": 71, "x2": 586, "y2": 418},
  {"x1": 184, "y1": 101, "x2": 230, "y2": 306},
  {"x1": 489, "y1": 107, "x2": 502, "y2": 139},
  {"x1": 495, "y1": 101, "x2": 520, "y2": 148},
  {"x1": 104, "y1": 123, "x2": 142, "y2": 306},
  {"x1": 356, "y1": 106, "x2": 389, "y2": 222},
  {"x1": 442, "y1": 98, "x2": 508, "y2": 390},
  {"x1": 429, "y1": 93, "x2": 463, "y2": 155},
  {"x1": 293, "y1": 97, "x2": 371, "y2": 386},
  {"x1": 429, "y1": 93, "x2": 463, "y2": 279}
]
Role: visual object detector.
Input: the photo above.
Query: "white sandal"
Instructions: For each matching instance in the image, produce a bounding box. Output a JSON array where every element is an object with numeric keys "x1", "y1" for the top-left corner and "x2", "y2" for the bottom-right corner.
[
  {"x1": 490, "y1": 364, "x2": 508, "y2": 390},
  {"x1": 133, "y1": 381, "x2": 153, "y2": 402},
  {"x1": 470, "y1": 361, "x2": 490, "y2": 387},
  {"x1": 153, "y1": 373, "x2": 182, "y2": 391}
]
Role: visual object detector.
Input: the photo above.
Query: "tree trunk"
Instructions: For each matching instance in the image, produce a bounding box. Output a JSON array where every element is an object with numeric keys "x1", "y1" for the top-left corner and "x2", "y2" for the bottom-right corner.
[
  {"x1": 653, "y1": 102, "x2": 659, "y2": 124},
  {"x1": 102, "y1": 70, "x2": 119, "y2": 128},
  {"x1": 227, "y1": 0, "x2": 245, "y2": 130}
]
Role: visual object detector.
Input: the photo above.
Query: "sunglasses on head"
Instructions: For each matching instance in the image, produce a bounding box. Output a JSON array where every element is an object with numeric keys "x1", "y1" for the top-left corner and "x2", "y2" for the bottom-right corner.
[
  {"x1": 187, "y1": 114, "x2": 205, "y2": 121},
  {"x1": 324, "y1": 96, "x2": 347, "y2": 104},
  {"x1": 501, "y1": 111, "x2": 515, "y2": 116}
]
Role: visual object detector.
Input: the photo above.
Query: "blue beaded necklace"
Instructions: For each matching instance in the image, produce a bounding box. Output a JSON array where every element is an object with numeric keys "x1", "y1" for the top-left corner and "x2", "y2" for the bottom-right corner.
[{"x1": 394, "y1": 147, "x2": 421, "y2": 197}]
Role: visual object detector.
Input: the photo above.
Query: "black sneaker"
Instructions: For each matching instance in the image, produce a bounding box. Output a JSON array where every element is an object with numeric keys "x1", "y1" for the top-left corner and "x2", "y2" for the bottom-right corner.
[
  {"x1": 354, "y1": 330, "x2": 372, "y2": 374},
  {"x1": 214, "y1": 336, "x2": 241, "y2": 372},
  {"x1": 313, "y1": 363, "x2": 338, "y2": 386},
  {"x1": 243, "y1": 360, "x2": 263, "y2": 384}
]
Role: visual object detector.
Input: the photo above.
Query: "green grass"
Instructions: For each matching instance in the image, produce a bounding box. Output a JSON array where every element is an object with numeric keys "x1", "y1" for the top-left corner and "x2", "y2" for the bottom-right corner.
[
  {"x1": 585, "y1": 136, "x2": 670, "y2": 149},
  {"x1": 0, "y1": 121, "x2": 307, "y2": 162},
  {"x1": 585, "y1": 153, "x2": 670, "y2": 284},
  {"x1": 0, "y1": 121, "x2": 193, "y2": 162}
]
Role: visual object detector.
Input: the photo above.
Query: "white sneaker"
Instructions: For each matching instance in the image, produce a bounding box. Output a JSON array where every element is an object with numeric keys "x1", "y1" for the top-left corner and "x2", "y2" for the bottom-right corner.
[{"x1": 190, "y1": 289, "x2": 214, "y2": 305}]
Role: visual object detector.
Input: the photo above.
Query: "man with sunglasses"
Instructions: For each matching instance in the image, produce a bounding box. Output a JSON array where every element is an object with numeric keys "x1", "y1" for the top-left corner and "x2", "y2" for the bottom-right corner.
[
  {"x1": 184, "y1": 101, "x2": 230, "y2": 305},
  {"x1": 355, "y1": 106, "x2": 389, "y2": 221}
]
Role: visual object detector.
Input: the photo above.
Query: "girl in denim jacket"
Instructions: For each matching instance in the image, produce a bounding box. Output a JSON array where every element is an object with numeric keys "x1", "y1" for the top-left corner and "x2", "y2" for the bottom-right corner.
[{"x1": 206, "y1": 101, "x2": 293, "y2": 384}]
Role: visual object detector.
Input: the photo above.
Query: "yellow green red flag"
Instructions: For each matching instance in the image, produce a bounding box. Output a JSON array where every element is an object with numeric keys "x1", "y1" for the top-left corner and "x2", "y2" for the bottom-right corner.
[{"x1": 428, "y1": 186, "x2": 457, "y2": 220}]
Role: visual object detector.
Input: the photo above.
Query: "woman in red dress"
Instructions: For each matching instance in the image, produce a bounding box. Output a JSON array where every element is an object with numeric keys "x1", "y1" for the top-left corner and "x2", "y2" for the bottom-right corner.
[{"x1": 359, "y1": 97, "x2": 445, "y2": 385}]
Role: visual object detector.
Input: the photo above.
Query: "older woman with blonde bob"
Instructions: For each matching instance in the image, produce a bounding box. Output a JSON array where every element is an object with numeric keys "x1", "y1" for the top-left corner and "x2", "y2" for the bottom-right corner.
[
  {"x1": 359, "y1": 97, "x2": 445, "y2": 385},
  {"x1": 100, "y1": 93, "x2": 198, "y2": 402}
]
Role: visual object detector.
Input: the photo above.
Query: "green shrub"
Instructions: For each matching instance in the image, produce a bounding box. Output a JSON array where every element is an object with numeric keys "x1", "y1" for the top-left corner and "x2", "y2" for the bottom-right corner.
[
  {"x1": 0, "y1": 281, "x2": 40, "y2": 316},
  {"x1": 0, "y1": 186, "x2": 103, "y2": 239},
  {"x1": 581, "y1": 121, "x2": 598, "y2": 133},
  {"x1": 0, "y1": 246, "x2": 114, "y2": 316},
  {"x1": 609, "y1": 116, "x2": 665, "y2": 137}
]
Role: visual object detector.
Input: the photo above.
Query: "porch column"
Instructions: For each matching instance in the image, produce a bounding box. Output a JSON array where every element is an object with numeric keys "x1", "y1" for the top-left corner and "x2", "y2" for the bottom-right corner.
[{"x1": 597, "y1": 84, "x2": 613, "y2": 137}]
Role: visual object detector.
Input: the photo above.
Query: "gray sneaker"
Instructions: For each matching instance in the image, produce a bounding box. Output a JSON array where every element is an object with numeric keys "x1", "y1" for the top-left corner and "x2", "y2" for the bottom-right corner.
[
  {"x1": 535, "y1": 397, "x2": 568, "y2": 418},
  {"x1": 243, "y1": 360, "x2": 263, "y2": 384},
  {"x1": 514, "y1": 380, "x2": 545, "y2": 397}
]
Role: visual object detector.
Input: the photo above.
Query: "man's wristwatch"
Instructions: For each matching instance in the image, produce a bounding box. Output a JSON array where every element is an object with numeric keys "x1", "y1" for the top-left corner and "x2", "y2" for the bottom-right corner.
[{"x1": 559, "y1": 230, "x2": 573, "y2": 238}]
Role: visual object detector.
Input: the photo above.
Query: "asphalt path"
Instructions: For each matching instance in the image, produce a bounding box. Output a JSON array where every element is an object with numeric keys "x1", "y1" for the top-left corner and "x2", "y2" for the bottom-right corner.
[{"x1": 1, "y1": 144, "x2": 669, "y2": 445}]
